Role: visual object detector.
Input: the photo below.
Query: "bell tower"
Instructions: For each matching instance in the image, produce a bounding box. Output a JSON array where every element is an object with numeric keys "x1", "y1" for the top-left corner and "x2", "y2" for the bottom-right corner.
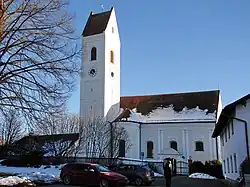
[{"x1": 80, "y1": 7, "x2": 121, "y2": 124}]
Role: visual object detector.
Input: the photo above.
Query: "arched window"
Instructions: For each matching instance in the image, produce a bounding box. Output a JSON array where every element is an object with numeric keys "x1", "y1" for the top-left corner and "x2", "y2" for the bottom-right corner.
[
  {"x1": 195, "y1": 141, "x2": 204, "y2": 151},
  {"x1": 147, "y1": 141, "x2": 154, "y2": 158},
  {"x1": 119, "y1": 139, "x2": 125, "y2": 157},
  {"x1": 110, "y1": 50, "x2": 114, "y2": 63},
  {"x1": 170, "y1": 141, "x2": 178, "y2": 151},
  {"x1": 91, "y1": 47, "x2": 97, "y2": 61}
]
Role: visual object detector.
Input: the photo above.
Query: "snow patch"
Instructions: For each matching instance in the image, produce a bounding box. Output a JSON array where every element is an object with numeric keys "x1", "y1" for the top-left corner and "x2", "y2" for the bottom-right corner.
[
  {"x1": 0, "y1": 176, "x2": 32, "y2": 186},
  {"x1": 154, "y1": 172, "x2": 163, "y2": 177},
  {"x1": 0, "y1": 165, "x2": 64, "y2": 184},
  {"x1": 189, "y1": 173, "x2": 216, "y2": 180}
]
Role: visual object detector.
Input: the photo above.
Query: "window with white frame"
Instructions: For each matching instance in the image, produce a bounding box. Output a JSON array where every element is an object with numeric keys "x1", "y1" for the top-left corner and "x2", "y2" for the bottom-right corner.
[
  {"x1": 228, "y1": 122, "x2": 231, "y2": 139},
  {"x1": 227, "y1": 157, "x2": 230, "y2": 173},
  {"x1": 231, "y1": 119, "x2": 234, "y2": 135},
  {"x1": 234, "y1": 153, "x2": 237, "y2": 173},
  {"x1": 195, "y1": 141, "x2": 204, "y2": 151},
  {"x1": 230, "y1": 155, "x2": 233, "y2": 173},
  {"x1": 221, "y1": 133, "x2": 224, "y2": 146},
  {"x1": 223, "y1": 160, "x2": 226, "y2": 173},
  {"x1": 225, "y1": 128, "x2": 227, "y2": 142}
]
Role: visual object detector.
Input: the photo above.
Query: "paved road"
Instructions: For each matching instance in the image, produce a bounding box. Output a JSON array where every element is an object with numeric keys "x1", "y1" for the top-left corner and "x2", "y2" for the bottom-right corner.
[{"x1": 41, "y1": 176, "x2": 239, "y2": 187}]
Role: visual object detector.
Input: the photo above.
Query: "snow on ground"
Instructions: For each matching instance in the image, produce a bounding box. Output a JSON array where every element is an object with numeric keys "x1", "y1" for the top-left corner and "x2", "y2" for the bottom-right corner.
[
  {"x1": 0, "y1": 176, "x2": 33, "y2": 186},
  {"x1": 0, "y1": 164, "x2": 65, "y2": 184},
  {"x1": 189, "y1": 173, "x2": 216, "y2": 180},
  {"x1": 154, "y1": 172, "x2": 163, "y2": 177}
]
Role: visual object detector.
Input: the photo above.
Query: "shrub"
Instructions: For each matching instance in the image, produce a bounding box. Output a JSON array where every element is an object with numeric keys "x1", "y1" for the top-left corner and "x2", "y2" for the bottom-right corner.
[
  {"x1": 189, "y1": 161, "x2": 205, "y2": 174},
  {"x1": 189, "y1": 160, "x2": 224, "y2": 179},
  {"x1": 240, "y1": 157, "x2": 250, "y2": 174}
]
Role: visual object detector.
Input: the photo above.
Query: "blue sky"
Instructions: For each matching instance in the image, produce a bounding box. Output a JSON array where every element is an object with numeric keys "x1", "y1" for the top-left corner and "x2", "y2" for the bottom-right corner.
[{"x1": 67, "y1": 0, "x2": 250, "y2": 113}]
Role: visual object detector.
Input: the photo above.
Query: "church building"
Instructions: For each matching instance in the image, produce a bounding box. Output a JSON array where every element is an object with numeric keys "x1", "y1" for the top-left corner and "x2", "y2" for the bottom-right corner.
[{"x1": 80, "y1": 7, "x2": 222, "y2": 163}]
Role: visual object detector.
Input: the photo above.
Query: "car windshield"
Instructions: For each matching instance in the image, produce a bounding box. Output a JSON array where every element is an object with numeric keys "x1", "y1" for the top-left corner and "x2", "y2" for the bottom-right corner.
[{"x1": 95, "y1": 165, "x2": 111, "y2": 172}]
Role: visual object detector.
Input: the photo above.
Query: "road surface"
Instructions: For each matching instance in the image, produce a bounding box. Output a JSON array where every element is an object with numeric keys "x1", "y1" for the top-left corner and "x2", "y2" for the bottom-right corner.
[{"x1": 40, "y1": 176, "x2": 238, "y2": 187}]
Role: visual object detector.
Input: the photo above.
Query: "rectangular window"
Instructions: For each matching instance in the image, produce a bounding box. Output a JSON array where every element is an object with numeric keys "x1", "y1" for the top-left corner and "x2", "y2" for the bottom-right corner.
[
  {"x1": 223, "y1": 160, "x2": 226, "y2": 173},
  {"x1": 234, "y1": 153, "x2": 237, "y2": 173},
  {"x1": 228, "y1": 123, "x2": 231, "y2": 139},
  {"x1": 225, "y1": 128, "x2": 227, "y2": 142},
  {"x1": 232, "y1": 120, "x2": 234, "y2": 135},
  {"x1": 221, "y1": 133, "x2": 224, "y2": 146},
  {"x1": 227, "y1": 157, "x2": 230, "y2": 173},
  {"x1": 230, "y1": 155, "x2": 233, "y2": 173}
]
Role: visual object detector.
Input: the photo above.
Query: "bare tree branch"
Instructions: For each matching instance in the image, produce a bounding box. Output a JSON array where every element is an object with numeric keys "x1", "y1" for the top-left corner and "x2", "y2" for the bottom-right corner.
[
  {"x1": 33, "y1": 109, "x2": 80, "y2": 157},
  {"x1": 0, "y1": 109, "x2": 24, "y2": 145},
  {"x1": 0, "y1": 0, "x2": 80, "y2": 124},
  {"x1": 75, "y1": 118, "x2": 132, "y2": 158}
]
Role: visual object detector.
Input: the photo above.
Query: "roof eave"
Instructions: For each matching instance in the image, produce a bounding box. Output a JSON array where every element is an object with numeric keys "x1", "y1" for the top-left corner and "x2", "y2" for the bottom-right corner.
[{"x1": 82, "y1": 11, "x2": 93, "y2": 36}]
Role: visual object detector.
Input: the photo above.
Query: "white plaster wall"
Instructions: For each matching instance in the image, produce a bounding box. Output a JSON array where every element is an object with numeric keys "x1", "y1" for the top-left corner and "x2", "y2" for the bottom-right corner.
[
  {"x1": 221, "y1": 99, "x2": 250, "y2": 180},
  {"x1": 120, "y1": 122, "x2": 140, "y2": 159},
  {"x1": 216, "y1": 92, "x2": 223, "y2": 161},
  {"x1": 139, "y1": 122, "x2": 217, "y2": 162},
  {"x1": 104, "y1": 9, "x2": 121, "y2": 122},
  {"x1": 217, "y1": 92, "x2": 223, "y2": 122},
  {"x1": 80, "y1": 8, "x2": 121, "y2": 123},
  {"x1": 80, "y1": 34, "x2": 105, "y2": 123}
]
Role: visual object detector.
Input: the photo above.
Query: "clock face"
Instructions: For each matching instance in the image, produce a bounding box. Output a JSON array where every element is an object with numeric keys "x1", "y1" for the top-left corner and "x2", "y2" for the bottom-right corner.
[{"x1": 88, "y1": 68, "x2": 97, "y2": 77}]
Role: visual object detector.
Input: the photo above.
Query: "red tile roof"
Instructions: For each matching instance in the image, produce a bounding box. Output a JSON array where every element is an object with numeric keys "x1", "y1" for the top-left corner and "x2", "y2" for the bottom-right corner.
[{"x1": 120, "y1": 90, "x2": 220, "y2": 116}]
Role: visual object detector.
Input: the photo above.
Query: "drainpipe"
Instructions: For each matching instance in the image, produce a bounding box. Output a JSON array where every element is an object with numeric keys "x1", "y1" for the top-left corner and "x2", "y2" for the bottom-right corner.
[{"x1": 222, "y1": 114, "x2": 249, "y2": 161}]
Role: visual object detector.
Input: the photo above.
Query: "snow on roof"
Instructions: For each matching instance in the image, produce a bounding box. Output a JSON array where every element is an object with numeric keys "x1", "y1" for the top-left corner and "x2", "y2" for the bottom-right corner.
[
  {"x1": 115, "y1": 105, "x2": 216, "y2": 123},
  {"x1": 143, "y1": 105, "x2": 216, "y2": 121}
]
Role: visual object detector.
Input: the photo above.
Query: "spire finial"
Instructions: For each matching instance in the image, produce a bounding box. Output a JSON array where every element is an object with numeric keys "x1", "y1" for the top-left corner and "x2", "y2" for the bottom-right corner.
[{"x1": 101, "y1": 4, "x2": 104, "y2": 12}]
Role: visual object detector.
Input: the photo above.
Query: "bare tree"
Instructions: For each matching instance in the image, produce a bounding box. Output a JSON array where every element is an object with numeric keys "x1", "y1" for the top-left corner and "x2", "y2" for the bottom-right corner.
[
  {"x1": 74, "y1": 118, "x2": 131, "y2": 158},
  {"x1": 111, "y1": 122, "x2": 131, "y2": 158},
  {"x1": 33, "y1": 110, "x2": 80, "y2": 156},
  {"x1": 0, "y1": 109, "x2": 24, "y2": 145},
  {"x1": 0, "y1": 0, "x2": 80, "y2": 123},
  {"x1": 33, "y1": 110, "x2": 131, "y2": 158}
]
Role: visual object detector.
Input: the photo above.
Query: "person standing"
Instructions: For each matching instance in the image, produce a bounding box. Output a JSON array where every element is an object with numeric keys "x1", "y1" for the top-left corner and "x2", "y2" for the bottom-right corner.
[{"x1": 164, "y1": 161, "x2": 172, "y2": 187}]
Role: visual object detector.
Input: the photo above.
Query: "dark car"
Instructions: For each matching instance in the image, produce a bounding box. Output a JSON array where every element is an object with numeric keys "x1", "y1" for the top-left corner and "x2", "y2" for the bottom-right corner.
[
  {"x1": 60, "y1": 163, "x2": 129, "y2": 187},
  {"x1": 109, "y1": 164, "x2": 155, "y2": 186}
]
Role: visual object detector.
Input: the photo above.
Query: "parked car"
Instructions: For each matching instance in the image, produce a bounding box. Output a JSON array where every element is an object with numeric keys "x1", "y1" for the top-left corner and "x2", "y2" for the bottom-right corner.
[
  {"x1": 109, "y1": 164, "x2": 155, "y2": 186},
  {"x1": 60, "y1": 163, "x2": 129, "y2": 187}
]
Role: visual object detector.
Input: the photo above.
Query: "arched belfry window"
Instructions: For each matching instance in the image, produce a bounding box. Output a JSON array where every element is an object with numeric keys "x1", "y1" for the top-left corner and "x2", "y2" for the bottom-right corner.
[
  {"x1": 170, "y1": 141, "x2": 178, "y2": 151},
  {"x1": 110, "y1": 50, "x2": 114, "y2": 63},
  {"x1": 147, "y1": 141, "x2": 154, "y2": 158},
  {"x1": 119, "y1": 139, "x2": 125, "y2": 157},
  {"x1": 91, "y1": 47, "x2": 97, "y2": 61},
  {"x1": 195, "y1": 141, "x2": 204, "y2": 151}
]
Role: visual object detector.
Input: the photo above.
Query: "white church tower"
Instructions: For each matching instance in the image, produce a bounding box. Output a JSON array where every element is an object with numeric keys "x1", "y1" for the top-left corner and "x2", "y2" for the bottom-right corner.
[{"x1": 80, "y1": 7, "x2": 121, "y2": 124}]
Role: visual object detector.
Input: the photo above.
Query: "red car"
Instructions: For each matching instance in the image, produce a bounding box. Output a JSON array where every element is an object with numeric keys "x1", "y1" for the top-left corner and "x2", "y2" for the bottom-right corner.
[{"x1": 60, "y1": 163, "x2": 129, "y2": 187}]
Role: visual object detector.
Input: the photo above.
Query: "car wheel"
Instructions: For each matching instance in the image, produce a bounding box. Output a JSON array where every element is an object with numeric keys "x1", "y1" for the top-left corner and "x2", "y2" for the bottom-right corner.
[
  {"x1": 135, "y1": 177, "x2": 143, "y2": 186},
  {"x1": 63, "y1": 175, "x2": 71, "y2": 185},
  {"x1": 100, "y1": 179, "x2": 109, "y2": 187}
]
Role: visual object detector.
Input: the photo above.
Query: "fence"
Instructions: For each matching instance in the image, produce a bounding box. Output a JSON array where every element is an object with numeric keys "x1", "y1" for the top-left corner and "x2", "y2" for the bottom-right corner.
[
  {"x1": 1, "y1": 155, "x2": 189, "y2": 176},
  {"x1": 176, "y1": 160, "x2": 189, "y2": 176}
]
